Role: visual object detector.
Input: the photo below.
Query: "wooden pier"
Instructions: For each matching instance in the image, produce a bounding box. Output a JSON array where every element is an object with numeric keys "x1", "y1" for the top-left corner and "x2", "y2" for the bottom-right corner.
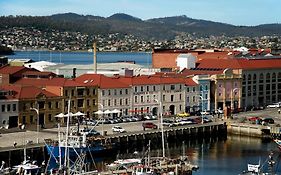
[{"x1": 104, "y1": 122, "x2": 227, "y2": 144}]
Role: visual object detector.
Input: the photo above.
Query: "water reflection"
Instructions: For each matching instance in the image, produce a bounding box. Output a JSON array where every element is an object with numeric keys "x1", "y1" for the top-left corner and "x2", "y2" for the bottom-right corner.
[
  {"x1": 98, "y1": 135, "x2": 280, "y2": 175},
  {"x1": 1, "y1": 135, "x2": 279, "y2": 175}
]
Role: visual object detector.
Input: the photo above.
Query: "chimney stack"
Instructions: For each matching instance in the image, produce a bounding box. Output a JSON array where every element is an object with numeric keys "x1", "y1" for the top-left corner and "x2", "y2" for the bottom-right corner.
[
  {"x1": 93, "y1": 42, "x2": 97, "y2": 74},
  {"x1": 72, "y1": 68, "x2": 76, "y2": 78}
]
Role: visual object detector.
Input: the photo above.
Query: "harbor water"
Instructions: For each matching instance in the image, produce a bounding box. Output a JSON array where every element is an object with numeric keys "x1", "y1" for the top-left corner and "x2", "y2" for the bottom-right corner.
[
  {"x1": 1, "y1": 135, "x2": 280, "y2": 175},
  {"x1": 7, "y1": 51, "x2": 152, "y2": 66}
]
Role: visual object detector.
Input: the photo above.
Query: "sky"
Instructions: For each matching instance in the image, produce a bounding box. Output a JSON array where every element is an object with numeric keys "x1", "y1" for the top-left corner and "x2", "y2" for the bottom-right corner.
[{"x1": 0, "y1": 0, "x2": 280, "y2": 26}]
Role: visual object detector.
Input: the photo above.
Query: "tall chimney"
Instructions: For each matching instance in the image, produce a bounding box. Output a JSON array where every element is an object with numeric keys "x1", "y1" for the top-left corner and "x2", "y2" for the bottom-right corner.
[{"x1": 93, "y1": 42, "x2": 97, "y2": 74}]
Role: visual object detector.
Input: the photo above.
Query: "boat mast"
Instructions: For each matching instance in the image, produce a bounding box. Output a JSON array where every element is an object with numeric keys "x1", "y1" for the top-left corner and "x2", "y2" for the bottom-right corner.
[
  {"x1": 160, "y1": 101, "x2": 165, "y2": 158},
  {"x1": 58, "y1": 123, "x2": 62, "y2": 170},
  {"x1": 64, "y1": 98, "x2": 71, "y2": 174}
]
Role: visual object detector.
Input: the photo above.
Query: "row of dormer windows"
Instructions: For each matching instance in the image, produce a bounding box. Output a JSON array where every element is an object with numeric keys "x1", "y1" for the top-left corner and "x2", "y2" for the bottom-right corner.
[
  {"x1": 64, "y1": 88, "x2": 97, "y2": 97},
  {"x1": 102, "y1": 89, "x2": 129, "y2": 96}
]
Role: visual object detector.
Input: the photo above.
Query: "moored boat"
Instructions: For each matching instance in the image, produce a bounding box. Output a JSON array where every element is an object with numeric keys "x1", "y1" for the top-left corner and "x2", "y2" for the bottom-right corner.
[{"x1": 240, "y1": 151, "x2": 276, "y2": 175}]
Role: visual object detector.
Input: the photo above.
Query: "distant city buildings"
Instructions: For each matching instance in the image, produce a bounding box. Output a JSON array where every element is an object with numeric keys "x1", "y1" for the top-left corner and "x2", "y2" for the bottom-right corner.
[{"x1": 1, "y1": 27, "x2": 281, "y2": 52}]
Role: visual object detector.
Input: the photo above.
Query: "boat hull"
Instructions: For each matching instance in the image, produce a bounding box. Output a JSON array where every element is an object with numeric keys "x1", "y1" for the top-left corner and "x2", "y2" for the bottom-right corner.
[{"x1": 45, "y1": 144, "x2": 114, "y2": 158}]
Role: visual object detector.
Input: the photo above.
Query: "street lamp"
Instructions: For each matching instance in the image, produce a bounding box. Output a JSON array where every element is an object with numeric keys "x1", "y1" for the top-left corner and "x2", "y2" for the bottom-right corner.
[
  {"x1": 97, "y1": 103, "x2": 104, "y2": 135},
  {"x1": 30, "y1": 104, "x2": 39, "y2": 144},
  {"x1": 154, "y1": 99, "x2": 165, "y2": 158},
  {"x1": 198, "y1": 95, "x2": 204, "y2": 124}
]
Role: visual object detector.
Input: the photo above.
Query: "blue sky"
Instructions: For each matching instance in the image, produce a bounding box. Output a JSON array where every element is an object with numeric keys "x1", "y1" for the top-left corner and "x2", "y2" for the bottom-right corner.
[{"x1": 0, "y1": 0, "x2": 280, "y2": 26}]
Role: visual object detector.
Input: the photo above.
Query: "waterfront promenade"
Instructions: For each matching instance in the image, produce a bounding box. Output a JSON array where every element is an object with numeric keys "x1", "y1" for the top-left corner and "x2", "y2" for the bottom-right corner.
[
  {"x1": 0, "y1": 107, "x2": 280, "y2": 152},
  {"x1": 0, "y1": 120, "x2": 224, "y2": 152}
]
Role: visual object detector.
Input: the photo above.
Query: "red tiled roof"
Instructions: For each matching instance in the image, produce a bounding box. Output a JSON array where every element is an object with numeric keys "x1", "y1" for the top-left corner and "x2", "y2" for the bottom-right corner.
[
  {"x1": 22, "y1": 71, "x2": 56, "y2": 76},
  {"x1": 196, "y1": 57, "x2": 281, "y2": 70},
  {"x1": 0, "y1": 85, "x2": 59, "y2": 99},
  {"x1": 75, "y1": 74, "x2": 129, "y2": 89},
  {"x1": 118, "y1": 75, "x2": 185, "y2": 86},
  {"x1": 13, "y1": 77, "x2": 82, "y2": 87},
  {"x1": 185, "y1": 78, "x2": 198, "y2": 86},
  {"x1": 181, "y1": 68, "x2": 224, "y2": 76},
  {"x1": 0, "y1": 65, "x2": 28, "y2": 74},
  {"x1": 197, "y1": 52, "x2": 229, "y2": 60}
]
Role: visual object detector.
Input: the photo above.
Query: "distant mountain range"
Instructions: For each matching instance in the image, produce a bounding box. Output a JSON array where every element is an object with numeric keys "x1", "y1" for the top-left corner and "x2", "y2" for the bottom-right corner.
[{"x1": 0, "y1": 12, "x2": 281, "y2": 40}]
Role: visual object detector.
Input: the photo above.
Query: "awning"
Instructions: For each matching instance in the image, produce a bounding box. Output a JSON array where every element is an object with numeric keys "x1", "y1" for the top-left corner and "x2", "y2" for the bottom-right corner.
[{"x1": 128, "y1": 109, "x2": 148, "y2": 113}]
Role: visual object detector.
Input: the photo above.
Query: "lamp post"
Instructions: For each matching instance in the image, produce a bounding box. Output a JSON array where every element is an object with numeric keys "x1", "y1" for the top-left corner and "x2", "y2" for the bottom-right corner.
[
  {"x1": 198, "y1": 95, "x2": 204, "y2": 124},
  {"x1": 154, "y1": 99, "x2": 165, "y2": 158},
  {"x1": 30, "y1": 104, "x2": 39, "y2": 144},
  {"x1": 98, "y1": 103, "x2": 104, "y2": 135}
]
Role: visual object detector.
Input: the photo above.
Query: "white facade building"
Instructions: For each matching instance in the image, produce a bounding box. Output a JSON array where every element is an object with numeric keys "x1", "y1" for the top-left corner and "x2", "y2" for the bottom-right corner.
[
  {"x1": 176, "y1": 54, "x2": 196, "y2": 71},
  {"x1": 0, "y1": 91, "x2": 19, "y2": 128}
]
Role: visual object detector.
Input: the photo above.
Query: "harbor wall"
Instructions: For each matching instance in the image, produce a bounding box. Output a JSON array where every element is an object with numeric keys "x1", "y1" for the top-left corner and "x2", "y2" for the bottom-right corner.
[{"x1": 227, "y1": 123, "x2": 272, "y2": 138}]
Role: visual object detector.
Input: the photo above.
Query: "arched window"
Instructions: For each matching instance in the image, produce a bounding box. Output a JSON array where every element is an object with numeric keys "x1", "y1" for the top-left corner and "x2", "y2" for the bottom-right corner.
[
  {"x1": 248, "y1": 74, "x2": 252, "y2": 84},
  {"x1": 272, "y1": 73, "x2": 276, "y2": 82},
  {"x1": 266, "y1": 73, "x2": 271, "y2": 83},
  {"x1": 242, "y1": 74, "x2": 246, "y2": 85},
  {"x1": 278, "y1": 72, "x2": 281, "y2": 81},
  {"x1": 253, "y1": 74, "x2": 257, "y2": 83},
  {"x1": 259, "y1": 73, "x2": 264, "y2": 83}
]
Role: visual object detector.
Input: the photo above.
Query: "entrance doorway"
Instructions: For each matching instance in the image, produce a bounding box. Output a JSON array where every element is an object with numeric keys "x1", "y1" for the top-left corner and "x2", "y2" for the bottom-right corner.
[
  {"x1": 152, "y1": 107, "x2": 158, "y2": 116},
  {"x1": 9, "y1": 116, "x2": 18, "y2": 128},
  {"x1": 39, "y1": 113, "x2": 45, "y2": 126},
  {"x1": 169, "y1": 105, "x2": 175, "y2": 115}
]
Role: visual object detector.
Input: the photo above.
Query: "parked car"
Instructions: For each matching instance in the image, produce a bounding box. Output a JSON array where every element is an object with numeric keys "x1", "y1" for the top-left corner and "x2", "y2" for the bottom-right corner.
[
  {"x1": 80, "y1": 128, "x2": 101, "y2": 137},
  {"x1": 202, "y1": 116, "x2": 213, "y2": 123},
  {"x1": 248, "y1": 116, "x2": 261, "y2": 121},
  {"x1": 82, "y1": 119, "x2": 97, "y2": 126},
  {"x1": 267, "y1": 103, "x2": 281, "y2": 108},
  {"x1": 178, "y1": 119, "x2": 193, "y2": 125},
  {"x1": 162, "y1": 119, "x2": 174, "y2": 127},
  {"x1": 176, "y1": 112, "x2": 190, "y2": 117},
  {"x1": 112, "y1": 126, "x2": 126, "y2": 133},
  {"x1": 261, "y1": 118, "x2": 274, "y2": 125},
  {"x1": 144, "y1": 115, "x2": 157, "y2": 120},
  {"x1": 142, "y1": 122, "x2": 158, "y2": 129}
]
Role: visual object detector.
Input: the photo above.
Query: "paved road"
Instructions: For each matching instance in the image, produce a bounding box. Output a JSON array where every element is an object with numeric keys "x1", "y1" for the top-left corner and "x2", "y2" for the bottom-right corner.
[{"x1": 0, "y1": 107, "x2": 280, "y2": 150}]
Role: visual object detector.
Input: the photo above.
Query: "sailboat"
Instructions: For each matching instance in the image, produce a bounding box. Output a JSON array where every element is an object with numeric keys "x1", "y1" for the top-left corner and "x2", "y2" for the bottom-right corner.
[
  {"x1": 44, "y1": 99, "x2": 113, "y2": 174},
  {"x1": 131, "y1": 113, "x2": 199, "y2": 175}
]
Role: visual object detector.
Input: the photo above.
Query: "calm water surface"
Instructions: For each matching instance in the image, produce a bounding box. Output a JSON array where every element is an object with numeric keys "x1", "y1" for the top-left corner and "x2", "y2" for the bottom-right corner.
[
  {"x1": 102, "y1": 135, "x2": 281, "y2": 175},
  {"x1": 7, "y1": 51, "x2": 152, "y2": 66}
]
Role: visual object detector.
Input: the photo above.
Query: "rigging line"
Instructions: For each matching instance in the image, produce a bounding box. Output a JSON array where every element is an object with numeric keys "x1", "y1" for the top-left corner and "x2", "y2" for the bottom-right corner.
[
  {"x1": 44, "y1": 152, "x2": 52, "y2": 175},
  {"x1": 44, "y1": 142, "x2": 59, "y2": 164},
  {"x1": 72, "y1": 147, "x2": 84, "y2": 163},
  {"x1": 87, "y1": 147, "x2": 97, "y2": 170}
]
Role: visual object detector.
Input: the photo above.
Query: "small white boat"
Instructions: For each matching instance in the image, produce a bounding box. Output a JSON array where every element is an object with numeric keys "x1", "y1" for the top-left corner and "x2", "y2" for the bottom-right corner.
[
  {"x1": 13, "y1": 160, "x2": 41, "y2": 175},
  {"x1": 107, "y1": 158, "x2": 142, "y2": 171}
]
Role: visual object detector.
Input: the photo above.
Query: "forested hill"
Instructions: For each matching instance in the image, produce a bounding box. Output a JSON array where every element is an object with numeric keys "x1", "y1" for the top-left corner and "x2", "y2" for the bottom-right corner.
[{"x1": 1, "y1": 13, "x2": 281, "y2": 39}]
